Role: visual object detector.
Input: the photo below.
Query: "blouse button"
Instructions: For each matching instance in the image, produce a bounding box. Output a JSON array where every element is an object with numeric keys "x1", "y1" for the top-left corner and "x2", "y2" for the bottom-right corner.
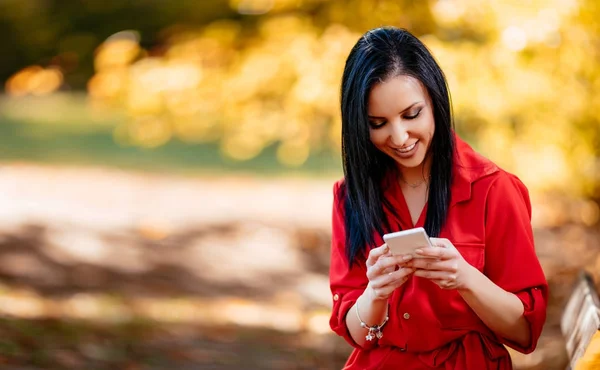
[
  {"x1": 333, "y1": 294, "x2": 339, "y2": 301},
  {"x1": 403, "y1": 313, "x2": 410, "y2": 320},
  {"x1": 399, "y1": 347, "x2": 406, "y2": 352}
]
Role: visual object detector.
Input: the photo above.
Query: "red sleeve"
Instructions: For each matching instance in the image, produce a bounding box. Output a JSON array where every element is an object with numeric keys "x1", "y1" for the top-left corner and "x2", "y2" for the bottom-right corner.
[
  {"x1": 483, "y1": 172, "x2": 548, "y2": 354},
  {"x1": 328, "y1": 180, "x2": 375, "y2": 349}
]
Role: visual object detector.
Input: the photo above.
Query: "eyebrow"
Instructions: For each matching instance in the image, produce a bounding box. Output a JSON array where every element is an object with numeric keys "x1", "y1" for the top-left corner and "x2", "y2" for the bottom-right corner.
[{"x1": 368, "y1": 101, "x2": 423, "y2": 119}]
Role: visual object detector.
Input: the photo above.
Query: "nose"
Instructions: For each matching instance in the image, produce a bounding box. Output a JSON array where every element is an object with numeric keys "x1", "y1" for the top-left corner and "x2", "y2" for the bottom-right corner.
[{"x1": 389, "y1": 120, "x2": 409, "y2": 147}]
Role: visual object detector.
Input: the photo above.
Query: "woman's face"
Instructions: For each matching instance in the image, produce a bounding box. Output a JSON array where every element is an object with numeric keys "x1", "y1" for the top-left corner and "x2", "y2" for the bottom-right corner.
[{"x1": 367, "y1": 75, "x2": 435, "y2": 170}]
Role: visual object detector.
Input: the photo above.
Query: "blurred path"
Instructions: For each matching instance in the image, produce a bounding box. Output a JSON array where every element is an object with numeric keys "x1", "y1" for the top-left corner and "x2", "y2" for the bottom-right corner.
[{"x1": 0, "y1": 163, "x2": 597, "y2": 369}]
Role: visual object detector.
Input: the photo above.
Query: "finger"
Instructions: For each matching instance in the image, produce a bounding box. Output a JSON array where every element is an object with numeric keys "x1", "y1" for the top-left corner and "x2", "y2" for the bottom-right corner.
[
  {"x1": 409, "y1": 259, "x2": 458, "y2": 272},
  {"x1": 370, "y1": 285, "x2": 396, "y2": 299},
  {"x1": 383, "y1": 266, "x2": 415, "y2": 286},
  {"x1": 429, "y1": 278, "x2": 458, "y2": 290},
  {"x1": 414, "y1": 269, "x2": 456, "y2": 281},
  {"x1": 368, "y1": 252, "x2": 414, "y2": 280},
  {"x1": 378, "y1": 254, "x2": 413, "y2": 272},
  {"x1": 389, "y1": 268, "x2": 416, "y2": 289},
  {"x1": 367, "y1": 254, "x2": 391, "y2": 280},
  {"x1": 414, "y1": 246, "x2": 451, "y2": 260},
  {"x1": 429, "y1": 238, "x2": 454, "y2": 250},
  {"x1": 408, "y1": 258, "x2": 439, "y2": 270},
  {"x1": 384, "y1": 253, "x2": 413, "y2": 274},
  {"x1": 368, "y1": 254, "x2": 400, "y2": 279},
  {"x1": 390, "y1": 275, "x2": 412, "y2": 289},
  {"x1": 371, "y1": 267, "x2": 415, "y2": 292},
  {"x1": 366, "y1": 243, "x2": 389, "y2": 266},
  {"x1": 369, "y1": 252, "x2": 413, "y2": 279},
  {"x1": 382, "y1": 265, "x2": 395, "y2": 274}
]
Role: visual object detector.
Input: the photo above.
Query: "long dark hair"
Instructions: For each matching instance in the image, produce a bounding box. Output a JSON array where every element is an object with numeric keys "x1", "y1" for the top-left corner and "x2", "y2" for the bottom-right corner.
[{"x1": 340, "y1": 27, "x2": 455, "y2": 265}]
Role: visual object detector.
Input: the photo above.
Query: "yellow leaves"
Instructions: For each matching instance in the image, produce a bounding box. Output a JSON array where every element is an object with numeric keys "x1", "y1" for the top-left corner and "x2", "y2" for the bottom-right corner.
[
  {"x1": 220, "y1": 103, "x2": 278, "y2": 160},
  {"x1": 231, "y1": 0, "x2": 317, "y2": 14},
  {"x1": 78, "y1": 2, "x2": 600, "y2": 200},
  {"x1": 225, "y1": 50, "x2": 282, "y2": 101},
  {"x1": 258, "y1": 14, "x2": 315, "y2": 39},
  {"x1": 174, "y1": 116, "x2": 219, "y2": 144},
  {"x1": 202, "y1": 20, "x2": 242, "y2": 44},
  {"x1": 6, "y1": 66, "x2": 64, "y2": 97},
  {"x1": 277, "y1": 140, "x2": 310, "y2": 167},
  {"x1": 277, "y1": 119, "x2": 311, "y2": 166},
  {"x1": 114, "y1": 117, "x2": 172, "y2": 148},
  {"x1": 221, "y1": 135, "x2": 265, "y2": 161},
  {"x1": 128, "y1": 58, "x2": 203, "y2": 97},
  {"x1": 230, "y1": 0, "x2": 275, "y2": 15},
  {"x1": 87, "y1": 16, "x2": 357, "y2": 166},
  {"x1": 87, "y1": 69, "x2": 128, "y2": 100},
  {"x1": 477, "y1": 123, "x2": 515, "y2": 169},
  {"x1": 513, "y1": 143, "x2": 569, "y2": 192},
  {"x1": 94, "y1": 31, "x2": 142, "y2": 71},
  {"x1": 431, "y1": 0, "x2": 467, "y2": 26}
]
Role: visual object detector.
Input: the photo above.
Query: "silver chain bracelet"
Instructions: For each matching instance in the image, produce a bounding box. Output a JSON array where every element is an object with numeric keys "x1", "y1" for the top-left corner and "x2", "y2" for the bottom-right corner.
[{"x1": 355, "y1": 299, "x2": 389, "y2": 341}]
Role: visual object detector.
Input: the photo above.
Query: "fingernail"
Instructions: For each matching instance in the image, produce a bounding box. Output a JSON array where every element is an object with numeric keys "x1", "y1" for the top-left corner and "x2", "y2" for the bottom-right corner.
[
  {"x1": 402, "y1": 255, "x2": 412, "y2": 261},
  {"x1": 415, "y1": 249, "x2": 423, "y2": 254}
]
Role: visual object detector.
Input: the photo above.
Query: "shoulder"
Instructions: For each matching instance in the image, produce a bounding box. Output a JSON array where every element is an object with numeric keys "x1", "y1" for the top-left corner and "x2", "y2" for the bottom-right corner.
[
  {"x1": 333, "y1": 178, "x2": 345, "y2": 192},
  {"x1": 454, "y1": 134, "x2": 526, "y2": 190},
  {"x1": 473, "y1": 168, "x2": 533, "y2": 225},
  {"x1": 332, "y1": 178, "x2": 347, "y2": 216},
  {"x1": 487, "y1": 170, "x2": 531, "y2": 203},
  {"x1": 454, "y1": 135, "x2": 499, "y2": 183},
  {"x1": 453, "y1": 135, "x2": 530, "y2": 206},
  {"x1": 333, "y1": 178, "x2": 346, "y2": 200}
]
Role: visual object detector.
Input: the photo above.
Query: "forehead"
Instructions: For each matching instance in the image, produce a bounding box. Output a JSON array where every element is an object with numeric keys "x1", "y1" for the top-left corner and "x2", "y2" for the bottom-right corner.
[{"x1": 367, "y1": 75, "x2": 427, "y2": 116}]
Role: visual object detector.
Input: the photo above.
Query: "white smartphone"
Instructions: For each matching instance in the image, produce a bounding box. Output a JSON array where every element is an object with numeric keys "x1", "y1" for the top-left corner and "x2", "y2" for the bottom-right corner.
[{"x1": 383, "y1": 227, "x2": 436, "y2": 258}]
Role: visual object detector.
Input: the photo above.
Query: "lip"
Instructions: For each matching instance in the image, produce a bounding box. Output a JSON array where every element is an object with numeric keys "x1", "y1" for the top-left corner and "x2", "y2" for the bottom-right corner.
[{"x1": 392, "y1": 140, "x2": 419, "y2": 158}]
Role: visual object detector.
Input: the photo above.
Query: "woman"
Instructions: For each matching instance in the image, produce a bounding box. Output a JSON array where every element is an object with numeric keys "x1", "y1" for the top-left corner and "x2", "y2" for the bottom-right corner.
[{"x1": 329, "y1": 27, "x2": 548, "y2": 369}]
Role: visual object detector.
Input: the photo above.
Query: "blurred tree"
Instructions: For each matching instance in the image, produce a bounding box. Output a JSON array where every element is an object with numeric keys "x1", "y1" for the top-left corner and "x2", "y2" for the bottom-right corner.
[
  {"x1": 0, "y1": 0, "x2": 237, "y2": 88},
  {"x1": 2, "y1": 0, "x2": 600, "y2": 213}
]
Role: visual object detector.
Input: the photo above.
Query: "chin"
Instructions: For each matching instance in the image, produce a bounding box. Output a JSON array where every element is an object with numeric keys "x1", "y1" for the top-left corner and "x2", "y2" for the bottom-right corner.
[
  {"x1": 394, "y1": 158, "x2": 424, "y2": 169},
  {"x1": 389, "y1": 151, "x2": 427, "y2": 169}
]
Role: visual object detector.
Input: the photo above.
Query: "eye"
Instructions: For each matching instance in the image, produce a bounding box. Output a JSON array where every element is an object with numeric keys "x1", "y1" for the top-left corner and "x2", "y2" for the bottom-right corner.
[
  {"x1": 405, "y1": 109, "x2": 422, "y2": 120},
  {"x1": 369, "y1": 120, "x2": 386, "y2": 129}
]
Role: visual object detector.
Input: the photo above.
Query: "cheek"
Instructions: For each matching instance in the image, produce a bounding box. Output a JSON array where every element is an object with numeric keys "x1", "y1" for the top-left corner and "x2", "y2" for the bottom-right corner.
[
  {"x1": 369, "y1": 129, "x2": 378, "y2": 145},
  {"x1": 369, "y1": 129, "x2": 385, "y2": 147},
  {"x1": 422, "y1": 114, "x2": 435, "y2": 139}
]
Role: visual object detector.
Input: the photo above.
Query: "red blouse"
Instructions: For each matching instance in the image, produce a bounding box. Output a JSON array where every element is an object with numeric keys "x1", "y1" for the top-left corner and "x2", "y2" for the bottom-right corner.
[{"x1": 329, "y1": 136, "x2": 548, "y2": 370}]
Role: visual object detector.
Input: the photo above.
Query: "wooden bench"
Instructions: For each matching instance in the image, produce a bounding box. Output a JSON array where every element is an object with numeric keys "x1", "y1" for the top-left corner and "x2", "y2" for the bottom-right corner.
[{"x1": 561, "y1": 271, "x2": 600, "y2": 369}]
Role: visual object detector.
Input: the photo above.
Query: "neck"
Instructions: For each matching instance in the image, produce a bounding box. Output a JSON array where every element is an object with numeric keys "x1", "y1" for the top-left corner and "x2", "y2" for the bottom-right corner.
[{"x1": 397, "y1": 159, "x2": 431, "y2": 189}]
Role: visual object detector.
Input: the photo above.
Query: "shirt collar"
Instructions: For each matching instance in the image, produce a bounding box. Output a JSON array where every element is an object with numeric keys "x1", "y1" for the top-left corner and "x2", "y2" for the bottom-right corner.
[{"x1": 381, "y1": 134, "x2": 499, "y2": 205}]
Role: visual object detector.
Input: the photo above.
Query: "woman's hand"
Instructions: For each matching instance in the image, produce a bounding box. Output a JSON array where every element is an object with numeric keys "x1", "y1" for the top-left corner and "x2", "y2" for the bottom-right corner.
[
  {"x1": 365, "y1": 243, "x2": 415, "y2": 301},
  {"x1": 408, "y1": 238, "x2": 474, "y2": 290}
]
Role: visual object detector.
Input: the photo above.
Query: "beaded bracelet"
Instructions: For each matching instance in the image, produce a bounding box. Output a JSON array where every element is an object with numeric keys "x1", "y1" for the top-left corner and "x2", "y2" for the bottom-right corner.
[{"x1": 355, "y1": 299, "x2": 389, "y2": 341}]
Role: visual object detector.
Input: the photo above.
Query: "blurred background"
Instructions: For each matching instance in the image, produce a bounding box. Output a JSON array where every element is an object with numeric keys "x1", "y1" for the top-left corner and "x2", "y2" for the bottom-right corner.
[{"x1": 0, "y1": 0, "x2": 599, "y2": 369}]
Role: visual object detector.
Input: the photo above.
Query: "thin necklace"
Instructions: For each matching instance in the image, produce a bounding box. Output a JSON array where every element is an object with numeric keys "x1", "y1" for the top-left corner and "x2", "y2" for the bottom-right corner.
[{"x1": 399, "y1": 174, "x2": 431, "y2": 188}]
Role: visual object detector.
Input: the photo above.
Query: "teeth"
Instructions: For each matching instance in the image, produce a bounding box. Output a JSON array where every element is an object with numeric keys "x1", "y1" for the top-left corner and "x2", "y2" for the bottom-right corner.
[{"x1": 397, "y1": 142, "x2": 417, "y2": 153}]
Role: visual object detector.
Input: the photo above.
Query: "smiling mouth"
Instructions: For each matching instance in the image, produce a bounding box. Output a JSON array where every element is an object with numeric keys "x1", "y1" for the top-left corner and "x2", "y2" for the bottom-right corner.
[{"x1": 395, "y1": 141, "x2": 418, "y2": 153}]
